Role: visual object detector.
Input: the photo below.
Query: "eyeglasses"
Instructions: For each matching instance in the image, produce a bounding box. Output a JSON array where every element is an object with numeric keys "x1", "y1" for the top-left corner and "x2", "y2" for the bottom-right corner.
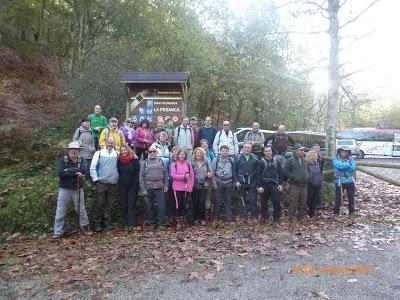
[
  {"x1": 223, "y1": 124, "x2": 230, "y2": 126},
  {"x1": 127, "y1": 121, "x2": 132, "y2": 124},
  {"x1": 148, "y1": 150, "x2": 157, "y2": 153}
]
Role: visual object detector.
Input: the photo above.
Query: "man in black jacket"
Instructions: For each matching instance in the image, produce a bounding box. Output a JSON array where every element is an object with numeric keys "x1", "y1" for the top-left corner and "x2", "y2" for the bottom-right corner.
[
  {"x1": 257, "y1": 146, "x2": 283, "y2": 225},
  {"x1": 53, "y1": 141, "x2": 93, "y2": 238},
  {"x1": 235, "y1": 143, "x2": 258, "y2": 223}
]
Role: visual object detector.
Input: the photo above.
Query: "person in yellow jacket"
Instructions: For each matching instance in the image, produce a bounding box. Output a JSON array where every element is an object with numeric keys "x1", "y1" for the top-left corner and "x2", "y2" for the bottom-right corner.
[{"x1": 99, "y1": 117, "x2": 126, "y2": 152}]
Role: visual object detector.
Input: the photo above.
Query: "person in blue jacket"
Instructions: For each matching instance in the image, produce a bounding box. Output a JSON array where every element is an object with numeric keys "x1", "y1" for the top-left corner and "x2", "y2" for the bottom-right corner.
[{"x1": 333, "y1": 146, "x2": 356, "y2": 217}]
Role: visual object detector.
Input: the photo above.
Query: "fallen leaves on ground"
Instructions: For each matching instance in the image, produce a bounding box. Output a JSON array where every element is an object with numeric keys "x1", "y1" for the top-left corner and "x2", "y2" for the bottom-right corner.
[{"x1": 0, "y1": 173, "x2": 399, "y2": 296}]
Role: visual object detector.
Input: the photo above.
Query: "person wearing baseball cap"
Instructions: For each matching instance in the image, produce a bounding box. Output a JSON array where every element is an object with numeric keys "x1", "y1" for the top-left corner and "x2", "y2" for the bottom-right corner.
[
  {"x1": 190, "y1": 116, "x2": 200, "y2": 148},
  {"x1": 284, "y1": 143, "x2": 309, "y2": 224},
  {"x1": 333, "y1": 145, "x2": 356, "y2": 218},
  {"x1": 53, "y1": 141, "x2": 93, "y2": 238},
  {"x1": 98, "y1": 116, "x2": 126, "y2": 152}
]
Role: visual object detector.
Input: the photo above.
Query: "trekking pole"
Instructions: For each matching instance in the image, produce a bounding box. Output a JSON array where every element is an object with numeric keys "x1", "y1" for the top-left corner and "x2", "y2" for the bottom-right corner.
[
  {"x1": 339, "y1": 177, "x2": 344, "y2": 213},
  {"x1": 238, "y1": 186, "x2": 245, "y2": 208},
  {"x1": 76, "y1": 175, "x2": 81, "y2": 236}
]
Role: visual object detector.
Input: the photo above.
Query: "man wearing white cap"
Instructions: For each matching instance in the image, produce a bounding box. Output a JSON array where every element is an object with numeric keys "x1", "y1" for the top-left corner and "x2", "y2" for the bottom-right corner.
[{"x1": 53, "y1": 141, "x2": 93, "y2": 238}]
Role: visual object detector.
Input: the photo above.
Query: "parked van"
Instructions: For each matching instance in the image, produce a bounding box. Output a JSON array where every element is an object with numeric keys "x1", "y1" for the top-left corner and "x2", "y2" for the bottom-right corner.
[{"x1": 336, "y1": 139, "x2": 361, "y2": 157}]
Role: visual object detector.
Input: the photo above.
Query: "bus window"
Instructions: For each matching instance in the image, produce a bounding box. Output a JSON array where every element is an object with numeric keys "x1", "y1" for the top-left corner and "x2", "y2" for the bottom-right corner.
[
  {"x1": 372, "y1": 132, "x2": 394, "y2": 142},
  {"x1": 336, "y1": 131, "x2": 353, "y2": 139}
]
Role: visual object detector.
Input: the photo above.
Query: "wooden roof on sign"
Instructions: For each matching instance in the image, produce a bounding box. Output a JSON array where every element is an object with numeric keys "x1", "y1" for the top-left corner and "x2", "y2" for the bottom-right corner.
[{"x1": 120, "y1": 72, "x2": 189, "y2": 84}]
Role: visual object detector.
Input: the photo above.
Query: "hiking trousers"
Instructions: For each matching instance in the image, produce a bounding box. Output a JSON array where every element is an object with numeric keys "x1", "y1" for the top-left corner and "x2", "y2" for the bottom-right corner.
[
  {"x1": 334, "y1": 182, "x2": 355, "y2": 215},
  {"x1": 238, "y1": 182, "x2": 258, "y2": 220},
  {"x1": 54, "y1": 188, "x2": 89, "y2": 235},
  {"x1": 146, "y1": 188, "x2": 166, "y2": 225},
  {"x1": 94, "y1": 182, "x2": 117, "y2": 227},
  {"x1": 288, "y1": 183, "x2": 308, "y2": 222}
]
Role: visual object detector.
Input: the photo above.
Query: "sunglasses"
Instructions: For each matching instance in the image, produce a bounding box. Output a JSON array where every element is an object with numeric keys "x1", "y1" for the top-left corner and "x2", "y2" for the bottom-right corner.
[
  {"x1": 223, "y1": 124, "x2": 230, "y2": 126},
  {"x1": 127, "y1": 121, "x2": 132, "y2": 124},
  {"x1": 148, "y1": 150, "x2": 157, "y2": 153}
]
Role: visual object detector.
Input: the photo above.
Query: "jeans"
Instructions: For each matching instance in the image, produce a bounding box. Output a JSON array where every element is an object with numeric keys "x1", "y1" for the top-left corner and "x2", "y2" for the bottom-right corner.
[
  {"x1": 288, "y1": 183, "x2": 308, "y2": 221},
  {"x1": 118, "y1": 185, "x2": 137, "y2": 228},
  {"x1": 334, "y1": 182, "x2": 355, "y2": 215},
  {"x1": 94, "y1": 182, "x2": 117, "y2": 227},
  {"x1": 261, "y1": 182, "x2": 281, "y2": 221},
  {"x1": 238, "y1": 182, "x2": 258, "y2": 220},
  {"x1": 213, "y1": 182, "x2": 233, "y2": 220},
  {"x1": 146, "y1": 188, "x2": 166, "y2": 225},
  {"x1": 192, "y1": 187, "x2": 207, "y2": 221},
  {"x1": 54, "y1": 188, "x2": 89, "y2": 235},
  {"x1": 308, "y1": 185, "x2": 321, "y2": 217},
  {"x1": 166, "y1": 181, "x2": 175, "y2": 218}
]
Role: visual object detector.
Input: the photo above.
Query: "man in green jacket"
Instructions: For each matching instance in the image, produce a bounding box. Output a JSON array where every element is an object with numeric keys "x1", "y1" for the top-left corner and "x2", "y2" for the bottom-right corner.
[
  {"x1": 284, "y1": 143, "x2": 309, "y2": 224},
  {"x1": 88, "y1": 105, "x2": 108, "y2": 150}
]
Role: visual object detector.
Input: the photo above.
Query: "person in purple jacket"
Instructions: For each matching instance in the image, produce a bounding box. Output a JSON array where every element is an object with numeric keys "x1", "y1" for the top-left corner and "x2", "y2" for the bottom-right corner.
[
  {"x1": 120, "y1": 118, "x2": 136, "y2": 150},
  {"x1": 307, "y1": 150, "x2": 323, "y2": 218}
]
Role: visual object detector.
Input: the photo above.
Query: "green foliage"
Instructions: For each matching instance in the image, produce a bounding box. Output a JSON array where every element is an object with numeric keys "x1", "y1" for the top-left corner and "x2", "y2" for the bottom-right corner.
[{"x1": 1, "y1": 0, "x2": 321, "y2": 129}]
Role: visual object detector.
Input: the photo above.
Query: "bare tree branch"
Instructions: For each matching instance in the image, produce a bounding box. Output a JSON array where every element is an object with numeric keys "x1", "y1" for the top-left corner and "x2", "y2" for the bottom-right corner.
[
  {"x1": 339, "y1": 30, "x2": 375, "y2": 50},
  {"x1": 341, "y1": 67, "x2": 369, "y2": 80},
  {"x1": 339, "y1": 0, "x2": 381, "y2": 29}
]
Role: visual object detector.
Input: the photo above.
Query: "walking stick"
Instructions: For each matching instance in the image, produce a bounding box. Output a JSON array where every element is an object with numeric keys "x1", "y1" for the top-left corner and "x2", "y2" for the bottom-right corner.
[{"x1": 76, "y1": 176, "x2": 81, "y2": 236}]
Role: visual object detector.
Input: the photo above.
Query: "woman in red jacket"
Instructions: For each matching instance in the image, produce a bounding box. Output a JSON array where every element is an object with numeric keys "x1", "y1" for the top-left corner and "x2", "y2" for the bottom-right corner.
[
  {"x1": 171, "y1": 149, "x2": 194, "y2": 227},
  {"x1": 135, "y1": 119, "x2": 154, "y2": 160}
]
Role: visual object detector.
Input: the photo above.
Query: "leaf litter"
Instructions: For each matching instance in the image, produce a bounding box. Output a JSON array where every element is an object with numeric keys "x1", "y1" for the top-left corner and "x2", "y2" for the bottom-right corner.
[{"x1": 0, "y1": 172, "x2": 399, "y2": 297}]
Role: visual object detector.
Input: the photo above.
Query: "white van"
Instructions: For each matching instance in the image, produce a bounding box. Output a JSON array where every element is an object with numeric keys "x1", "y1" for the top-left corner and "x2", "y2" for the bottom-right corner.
[{"x1": 336, "y1": 139, "x2": 361, "y2": 157}]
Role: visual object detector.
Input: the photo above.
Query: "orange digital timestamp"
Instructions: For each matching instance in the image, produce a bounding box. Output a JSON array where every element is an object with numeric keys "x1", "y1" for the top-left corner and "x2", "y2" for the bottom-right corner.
[{"x1": 289, "y1": 265, "x2": 376, "y2": 275}]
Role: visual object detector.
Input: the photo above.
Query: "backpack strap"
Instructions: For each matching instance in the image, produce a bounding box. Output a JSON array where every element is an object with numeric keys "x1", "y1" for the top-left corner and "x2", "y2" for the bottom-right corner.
[
  {"x1": 64, "y1": 155, "x2": 81, "y2": 168},
  {"x1": 64, "y1": 155, "x2": 68, "y2": 168}
]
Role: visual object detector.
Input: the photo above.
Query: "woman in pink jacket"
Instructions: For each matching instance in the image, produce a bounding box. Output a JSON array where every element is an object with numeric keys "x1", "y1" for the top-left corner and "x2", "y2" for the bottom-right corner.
[
  {"x1": 171, "y1": 149, "x2": 194, "y2": 227},
  {"x1": 135, "y1": 119, "x2": 154, "y2": 160}
]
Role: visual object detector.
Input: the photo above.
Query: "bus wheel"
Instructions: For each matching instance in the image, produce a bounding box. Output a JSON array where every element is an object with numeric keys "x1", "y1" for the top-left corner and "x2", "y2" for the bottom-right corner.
[{"x1": 359, "y1": 150, "x2": 365, "y2": 159}]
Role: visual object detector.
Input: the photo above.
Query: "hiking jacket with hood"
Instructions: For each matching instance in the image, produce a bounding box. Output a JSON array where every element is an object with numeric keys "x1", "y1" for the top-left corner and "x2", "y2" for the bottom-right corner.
[
  {"x1": 171, "y1": 160, "x2": 194, "y2": 192},
  {"x1": 73, "y1": 125, "x2": 95, "y2": 159}
]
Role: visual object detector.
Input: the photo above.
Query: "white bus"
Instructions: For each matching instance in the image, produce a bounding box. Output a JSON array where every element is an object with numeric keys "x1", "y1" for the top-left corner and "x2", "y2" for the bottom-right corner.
[{"x1": 336, "y1": 128, "x2": 400, "y2": 158}]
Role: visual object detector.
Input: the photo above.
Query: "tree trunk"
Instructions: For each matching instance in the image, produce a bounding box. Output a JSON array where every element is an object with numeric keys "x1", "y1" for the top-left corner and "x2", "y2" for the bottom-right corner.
[{"x1": 325, "y1": 0, "x2": 340, "y2": 156}]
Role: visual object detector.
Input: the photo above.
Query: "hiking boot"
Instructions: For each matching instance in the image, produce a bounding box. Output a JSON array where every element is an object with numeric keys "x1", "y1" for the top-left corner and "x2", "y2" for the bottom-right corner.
[
  {"x1": 95, "y1": 223, "x2": 103, "y2": 232},
  {"x1": 81, "y1": 226, "x2": 93, "y2": 236},
  {"x1": 52, "y1": 233, "x2": 63, "y2": 239},
  {"x1": 274, "y1": 219, "x2": 282, "y2": 226}
]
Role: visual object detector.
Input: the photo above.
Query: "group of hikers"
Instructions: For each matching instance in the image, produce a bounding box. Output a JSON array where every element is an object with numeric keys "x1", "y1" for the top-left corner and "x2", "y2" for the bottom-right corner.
[{"x1": 53, "y1": 105, "x2": 357, "y2": 238}]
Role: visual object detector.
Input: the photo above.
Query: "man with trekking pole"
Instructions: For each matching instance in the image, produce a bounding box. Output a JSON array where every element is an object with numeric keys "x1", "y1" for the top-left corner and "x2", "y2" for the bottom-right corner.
[
  {"x1": 235, "y1": 143, "x2": 259, "y2": 224},
  {"x1": 53, "y1": 141, "x2": 93, "y2": 239}
]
